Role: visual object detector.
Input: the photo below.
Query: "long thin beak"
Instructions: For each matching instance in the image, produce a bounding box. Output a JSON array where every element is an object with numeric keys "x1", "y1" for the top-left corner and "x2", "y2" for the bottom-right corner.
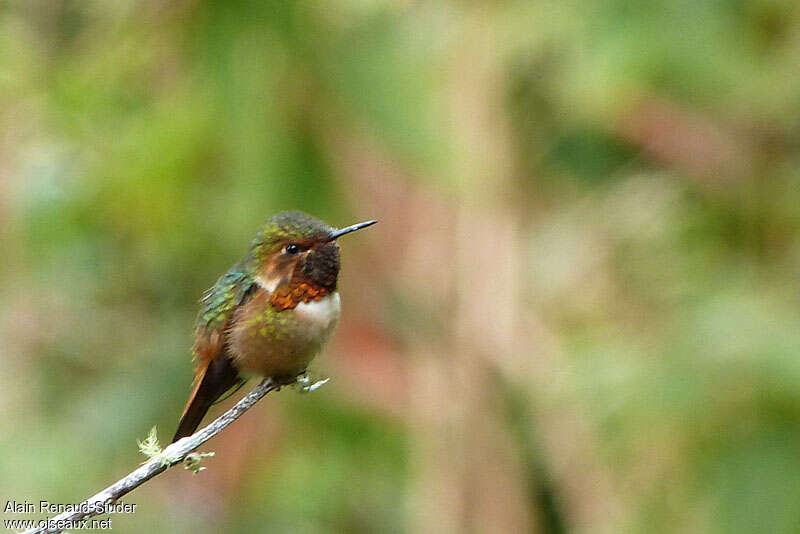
[{"x1": 327, "y1": 219, "x2": 378, "y2": 241}]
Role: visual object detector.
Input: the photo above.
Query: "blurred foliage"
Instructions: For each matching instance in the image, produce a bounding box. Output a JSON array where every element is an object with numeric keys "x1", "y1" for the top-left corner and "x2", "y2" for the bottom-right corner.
[{"x1": 3, "y1": 0, "x2": 800, "y2": 533}]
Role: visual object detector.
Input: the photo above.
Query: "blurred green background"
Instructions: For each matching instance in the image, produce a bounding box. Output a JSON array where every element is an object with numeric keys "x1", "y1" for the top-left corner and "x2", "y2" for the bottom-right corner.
[{"x1": 3, "y1": 1, "x2": 800, "y2": 533}]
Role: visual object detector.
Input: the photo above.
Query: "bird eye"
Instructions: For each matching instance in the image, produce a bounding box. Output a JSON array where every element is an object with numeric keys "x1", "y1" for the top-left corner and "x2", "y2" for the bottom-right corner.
[{"x1": 284, "y1": 244, "x2": 302, "y2": 254}]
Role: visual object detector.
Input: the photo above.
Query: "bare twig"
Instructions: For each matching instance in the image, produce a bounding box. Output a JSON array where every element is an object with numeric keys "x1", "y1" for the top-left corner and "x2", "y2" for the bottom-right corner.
[{"x1": 23, "y1": 378, "x2": 279, "y2": 534}]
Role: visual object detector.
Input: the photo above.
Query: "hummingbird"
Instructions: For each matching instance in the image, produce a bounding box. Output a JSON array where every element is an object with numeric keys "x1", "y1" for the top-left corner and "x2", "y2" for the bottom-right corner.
[{"x1": 172, "y1": 211, "x2": 377, "y2": 442}]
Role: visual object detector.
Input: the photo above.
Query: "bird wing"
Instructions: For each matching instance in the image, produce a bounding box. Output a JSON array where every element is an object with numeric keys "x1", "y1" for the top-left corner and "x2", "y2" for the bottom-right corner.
[
  {"x1": 195, "y1": 267, "x2": 254, "y2": 355},
  {"x1": 173, "y1": 265, "x2": 256, "y2": 442}
]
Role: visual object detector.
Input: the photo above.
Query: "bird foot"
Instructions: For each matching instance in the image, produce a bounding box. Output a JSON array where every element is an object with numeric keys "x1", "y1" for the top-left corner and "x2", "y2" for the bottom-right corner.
[{"x1": 293, "y1": 372, "x2": 330, "y2": 393}]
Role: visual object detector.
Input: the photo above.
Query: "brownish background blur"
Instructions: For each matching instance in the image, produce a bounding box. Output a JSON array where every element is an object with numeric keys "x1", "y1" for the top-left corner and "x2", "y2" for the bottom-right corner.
[{"x1": 3, "y1": 1, "x2": 800, "y2": 533}]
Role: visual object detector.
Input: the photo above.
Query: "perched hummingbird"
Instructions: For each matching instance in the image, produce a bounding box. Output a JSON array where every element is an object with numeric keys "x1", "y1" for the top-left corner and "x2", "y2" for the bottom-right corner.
[{"x1": 172, "y1": 211, "x2": 376, "y2": 442}]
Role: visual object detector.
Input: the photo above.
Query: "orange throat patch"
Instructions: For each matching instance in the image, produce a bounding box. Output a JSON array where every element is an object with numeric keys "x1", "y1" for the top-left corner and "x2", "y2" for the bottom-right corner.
[{"x1": 269, "y1": 279, "x2": 331, "y2": 311}]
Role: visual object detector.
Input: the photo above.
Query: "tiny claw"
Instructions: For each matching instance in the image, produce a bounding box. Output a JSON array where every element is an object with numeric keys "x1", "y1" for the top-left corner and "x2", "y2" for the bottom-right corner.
[
  {"x1": 295, "y1": 376, "x2": 329, "y2": 394},
  {"x1": 305, "y1": 377, "x2": 329, "y2": 392}
]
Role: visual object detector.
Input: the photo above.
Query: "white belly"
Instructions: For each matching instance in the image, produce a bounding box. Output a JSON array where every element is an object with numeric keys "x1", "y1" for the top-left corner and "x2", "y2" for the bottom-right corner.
[
  {"x1": 229, "y1": 290, "x2": 341, "y2": 378},
  {"x1": 295, "y1": 292, "x2": 341, "y2": 338}
]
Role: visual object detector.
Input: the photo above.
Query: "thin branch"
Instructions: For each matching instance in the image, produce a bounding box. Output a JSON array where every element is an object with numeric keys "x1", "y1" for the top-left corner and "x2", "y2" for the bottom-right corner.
[{"x1": 23, "y1": 378, "x2": 279, "y2": 534}]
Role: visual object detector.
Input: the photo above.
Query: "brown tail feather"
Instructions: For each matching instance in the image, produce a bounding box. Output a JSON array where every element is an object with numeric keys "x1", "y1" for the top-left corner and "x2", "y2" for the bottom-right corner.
[{"x1": 172, "y1": 356, "x2": 241, "y2": 442}]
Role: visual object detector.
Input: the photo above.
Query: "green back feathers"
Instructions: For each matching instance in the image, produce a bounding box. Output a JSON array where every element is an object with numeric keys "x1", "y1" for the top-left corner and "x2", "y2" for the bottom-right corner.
[{"x1": 197, "y1": 266, "x2": 254, "y2": 331}]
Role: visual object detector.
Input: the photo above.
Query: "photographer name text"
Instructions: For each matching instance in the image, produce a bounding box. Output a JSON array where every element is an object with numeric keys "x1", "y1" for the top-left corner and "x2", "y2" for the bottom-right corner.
[{"x1": 4, "y1": 500, "x2": 136, "y2": 515}]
